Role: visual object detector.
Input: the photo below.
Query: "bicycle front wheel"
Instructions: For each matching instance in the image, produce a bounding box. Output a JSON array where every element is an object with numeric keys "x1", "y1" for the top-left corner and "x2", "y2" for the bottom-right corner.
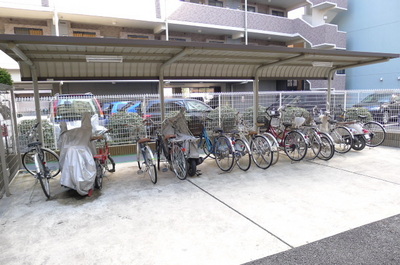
[
  {"x1": 317, "y1": 132, "x2": 335, "y2": 161},
  {"x1": 105, "y1": 155, "x2": 115, "y2": 173},
  {"x1": 234, "y1": 138, "x2": 252, "y2": 171},
  {"x1": 214, "y1": 136, "x2": 235, "y2": 172},
  {"x1": 331, "y1": 126, "x2": 353, "y2": 153},
  {"x1": 144, "y1": 146, "x2": 157, "y2": 184},
  {"x1": 364, "y1": 121, "x2": 386, "y2": 147},
  {"x1": 250, "y1": 135, "x2": 273, "y2": 169},
  {"x1": 304, "y1": 129, "x2": 321, "y2": 160},
  {"x1": 23, "y1": 148, "x2": 60, "y2": 178},
  {"x1": 36, "y1": 153, "x2": 51, "y2": 198},
  {"x1": 284, "y1": 131, "x2": 308, "y2": 161},
  {"x1": 264, "y1": 132, "x2": 279, "y2": 165},
  {"x1": 171, "y1": 143, "x2": 188, "y2": 180}
]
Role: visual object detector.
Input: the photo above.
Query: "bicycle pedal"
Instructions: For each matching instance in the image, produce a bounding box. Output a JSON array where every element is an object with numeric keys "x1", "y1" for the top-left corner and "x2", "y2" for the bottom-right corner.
[
  {"x1": 196, "y1": 170, "x2": 202, "y2": 176},
  {"x1": 137, "y1": 169, "x2": 144, "y2": 175}
]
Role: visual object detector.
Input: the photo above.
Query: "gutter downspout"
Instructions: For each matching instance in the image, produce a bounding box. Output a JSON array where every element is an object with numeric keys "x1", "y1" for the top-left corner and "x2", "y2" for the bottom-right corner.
[{"x1": 244, "y1": 0, "x2": 248, "y2": 45}]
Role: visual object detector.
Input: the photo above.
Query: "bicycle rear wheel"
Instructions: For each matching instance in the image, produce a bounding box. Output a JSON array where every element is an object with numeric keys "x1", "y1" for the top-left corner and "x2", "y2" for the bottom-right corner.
[
  {"x1": 36, "y1": 153, "x2": 51, "y2": 198},
  {"x1": 214, "y1": 136, "x2": 235, "y2": 172},
  {"x1": 23, "y1": 148, "x2": 60, "y2": 178},
  {"x1": 284, "y1": 131, "x2": 307, "y2": 161},
  {"x1": 94, "y1": 158, "x2": 104, "y2": 190},
  {"x1": 331, "y1": 126, "x2": 353, "y2": 153},
  {"x1": 234, "y1": 138, "x2": 252, "y2": 171},
  {"x1": 144, "y1": 146, "x2": 157, "y2": 184},
  {"x1": 171, "y1": 143, "x2": 188, "y2": 180},
  {"x1": 364, "y1": 121, "x2": 386, "y2": 147}
]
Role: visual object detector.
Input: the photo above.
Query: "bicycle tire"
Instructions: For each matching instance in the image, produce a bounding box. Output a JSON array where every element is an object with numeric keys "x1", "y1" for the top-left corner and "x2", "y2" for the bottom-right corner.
[
  {"x1": 171, "y1": 143, "x2": 188, "y2": 180},
  {"x1": 105, "y1": 155, "x2": 115, "y2": 173},
  {"x1": 188, "y1": 158, "x2": 197, "y2": 177},
  {"x1": 200, "y1": 137, "x2": 215, "y2": 159},
  {"x1": 364, "y1": 121, "x2": 386, "y2": 147},
  {"x1": 305, "y1": 129, "x2": 321, "y2": 160},
  {"x1": 137, "y1": 142, "x2": 142, "y2": 170},
  {"x1": 36, "y1": 153, "x2": 51, "y2": 198},
  {"x1": 263, "y1": 132, "x2": 279, "y2": 165},
  {"x1": 94, "y1": 158, "x2": 103, "y2": 190},
  {"x1": 331, "y1": 126, "x2": 353, "y2": 154},
  {"x1": 250, "y1": 135, "x2": 273, "y2": 169},
  {"x1": 352, "y1": 135, "x2": 366, "y2": 151},
  {"x1": 22, "y1": 148, "x2": 60, "y2": 178},
  {"x1": 283, "y1": 131, "x2": 308, "y2": 161},
  {"x1": 214, "y1": 136, "x2": 235, "y2": 172},
  {"x1": 234, "y1": 138, "x2": 252, "y2": 171},
  {"x1": 144, "y1": 146, "x2": 157, "y2": 184},
  {"x1": 317, "y1": 133, "x2": 335, "y2": 161}
]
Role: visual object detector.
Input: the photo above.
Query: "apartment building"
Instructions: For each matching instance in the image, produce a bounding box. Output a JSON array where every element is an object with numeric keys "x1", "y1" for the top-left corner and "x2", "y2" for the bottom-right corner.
[
  {"x1": 0, "y1": 0, "x2": 348, "y2": 95},
  {"x1": 333, "y1": 0, "x2": 400, "y2": 90}
]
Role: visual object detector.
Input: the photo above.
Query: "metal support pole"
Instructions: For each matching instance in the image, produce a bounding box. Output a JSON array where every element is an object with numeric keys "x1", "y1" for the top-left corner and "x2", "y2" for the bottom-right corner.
[
  {"x1": 159, "y1": 74, "x2": 165, "y2": 122},
  {"x1": 253, "y1": 76, "x2": 259, "y2": 131},
  {"x1": 326, "y1": 70, "x2": 335, "y2": 113},
  {"x1": 31, "y1": 66, "x2": 44, "y2": 143}
]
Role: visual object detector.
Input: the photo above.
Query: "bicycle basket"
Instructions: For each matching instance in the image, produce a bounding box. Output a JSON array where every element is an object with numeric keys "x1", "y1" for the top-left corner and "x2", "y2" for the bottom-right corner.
[
  {"x1": 256, "y1": 115, "x2": 270, "y2": 131},
  {"x1": 188, "y1": 120, "x2": 204, "y2": 137}
]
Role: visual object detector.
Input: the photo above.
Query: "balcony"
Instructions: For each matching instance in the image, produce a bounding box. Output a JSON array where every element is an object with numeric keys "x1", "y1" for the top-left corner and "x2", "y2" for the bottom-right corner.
[{"x1": 167, "y1": 2, "x2": 346, "y2": 49}]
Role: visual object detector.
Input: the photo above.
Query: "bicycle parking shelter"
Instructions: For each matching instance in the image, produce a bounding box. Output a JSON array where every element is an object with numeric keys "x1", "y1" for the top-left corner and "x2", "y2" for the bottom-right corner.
[{"x1": 0, "y1": 34, "x2": 398, "y2": 143}]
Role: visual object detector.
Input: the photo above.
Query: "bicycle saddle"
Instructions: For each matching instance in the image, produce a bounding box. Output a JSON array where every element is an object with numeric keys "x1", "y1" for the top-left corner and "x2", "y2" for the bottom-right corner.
[
  {"x1": 358, "y1": 115, "x2": 367, "y2": 120},
  {"x1": 248, "y1": 131, "x2": 257, "y2": 136},
  {"x1": 283, "y1": 122, "x2": 292, "y2": 128}
]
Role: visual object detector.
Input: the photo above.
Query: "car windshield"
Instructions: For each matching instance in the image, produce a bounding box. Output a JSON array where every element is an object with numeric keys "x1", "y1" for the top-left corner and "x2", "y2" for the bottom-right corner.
[
  {"x1": 361, "y1": 94, "x2": 393, "y2": 103},
  {"x1": 186, "y1": 100, "x2": 211, "y2": 111},
  {"x1": 56, "y1": 98, "x2": 99, "y2": 119}
]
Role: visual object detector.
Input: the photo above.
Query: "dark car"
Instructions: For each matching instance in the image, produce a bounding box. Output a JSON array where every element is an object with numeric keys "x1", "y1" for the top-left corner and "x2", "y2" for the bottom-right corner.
[
  {"x1": 353, "y1": 93, "x2": 400, "y2": 124},
  {"x1": 269, "y1": 94, "x2": 327, "y2": 114},
  {"x1": 143, "y1": 98, "x2": 212, "y2": 133}
]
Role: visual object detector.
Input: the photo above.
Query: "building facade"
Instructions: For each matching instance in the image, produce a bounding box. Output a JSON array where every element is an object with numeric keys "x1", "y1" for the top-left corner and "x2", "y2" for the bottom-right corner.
[
  {"x1": 0, "y1": 0, "x2": 348, "y2": 95},
  {"x1": 333, "y1": 0, "x2": 400, "y2": 90}
]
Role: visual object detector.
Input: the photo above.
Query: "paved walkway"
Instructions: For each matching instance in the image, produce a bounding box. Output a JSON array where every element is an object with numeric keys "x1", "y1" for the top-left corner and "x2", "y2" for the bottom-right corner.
[{"x1": 0, "y1": 146, "x2": 399, "y2": 265}]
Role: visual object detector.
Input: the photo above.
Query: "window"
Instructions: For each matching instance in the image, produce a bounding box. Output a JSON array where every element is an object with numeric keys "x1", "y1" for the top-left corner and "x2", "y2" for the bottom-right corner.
[
  {"x1": 207, "y1": 39, "x2": 225, "y2": 44},
  {"x1": 242, "y1": 5, "x2": 256, "y2": 12},
  {"x1": 208, "y1": 0, "x2": 223, "y2": 7},
  {"x1": 271, "y1": 10, "x2": 285, "y2": 17},
  {"x1": 336, "y1": 69, "x2": 346, "y2": 75},
  {"x1": 127, "y1": 34, "x2": 150, "y2": 40},
  {"x1": 73, "y1": 31, "x2": 96, "y2": 37},
  {"x1": 14, "y1": 27, "x2": 43, "y2": 35},
  {"x1": 169, "y1": 37, "x2": 188, "y2": 42}
]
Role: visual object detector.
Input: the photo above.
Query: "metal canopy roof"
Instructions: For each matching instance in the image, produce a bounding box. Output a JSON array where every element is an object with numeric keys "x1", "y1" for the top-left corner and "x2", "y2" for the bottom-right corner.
[{"x1": 0, "y1": 34, "x2": 398, "y2": 82}]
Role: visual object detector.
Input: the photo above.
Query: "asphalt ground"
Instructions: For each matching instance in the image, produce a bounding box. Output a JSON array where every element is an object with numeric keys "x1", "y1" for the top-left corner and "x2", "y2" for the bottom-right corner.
[{"x1": 0, "y1": 146, "x2": 399, "y2": 265}]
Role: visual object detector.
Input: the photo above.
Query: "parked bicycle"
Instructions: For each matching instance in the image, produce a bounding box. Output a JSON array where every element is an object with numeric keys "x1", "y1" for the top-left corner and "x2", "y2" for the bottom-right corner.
[
  {"x1": 92, "y1": 129, "x2": 115, "y2": 189},
  {"x1": 197, "y1": 116, "x2": 235, "y2": 172},
  {"x1": 157, "y1": 109, "x2": 203, "y2": 179},
  {"x1": 336, "y1": 105, "x2": 386, "y2": 148},
  {"x1": 23, "y1": 122, "x2": 60, "y2": 199},
  {"x1": 262, "y1": 107, "x2": 308, "y2": 161},
  {"x1": 313, "y1": 107, "x2": 354, "y2": 154},
  {"x1": 233, "y1": 113, "x2": 273, "y2": 170}
]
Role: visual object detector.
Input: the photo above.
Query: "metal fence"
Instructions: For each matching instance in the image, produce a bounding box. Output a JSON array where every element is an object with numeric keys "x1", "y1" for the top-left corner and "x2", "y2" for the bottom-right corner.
[
  {"x1": 0, "y1": 84, "x2": 20, "y2": 198},
  {"x1": 13, "y1": 89, "x2": 400, "y2": 150}
]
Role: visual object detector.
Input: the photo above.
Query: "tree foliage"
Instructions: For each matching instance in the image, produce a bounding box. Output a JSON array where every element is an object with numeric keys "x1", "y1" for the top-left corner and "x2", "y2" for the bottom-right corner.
[{"x1": 0, "y1": 68, "x2": 13, "y2": 86}]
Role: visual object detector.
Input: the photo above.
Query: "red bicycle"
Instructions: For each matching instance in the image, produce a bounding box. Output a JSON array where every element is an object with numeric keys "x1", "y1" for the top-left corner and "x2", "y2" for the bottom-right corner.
[
  {"x1": 262, "y1": 107, "x2": 308, "y2": 161},
  {"x1": 93, "y1": 129, "x2": 115, "y2": 190}
]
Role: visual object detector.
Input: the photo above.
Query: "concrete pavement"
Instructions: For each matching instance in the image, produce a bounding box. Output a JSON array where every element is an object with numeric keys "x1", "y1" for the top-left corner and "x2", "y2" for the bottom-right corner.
[{"x1": 0, "y1": 146, "x2": 399, "y2": 265}]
